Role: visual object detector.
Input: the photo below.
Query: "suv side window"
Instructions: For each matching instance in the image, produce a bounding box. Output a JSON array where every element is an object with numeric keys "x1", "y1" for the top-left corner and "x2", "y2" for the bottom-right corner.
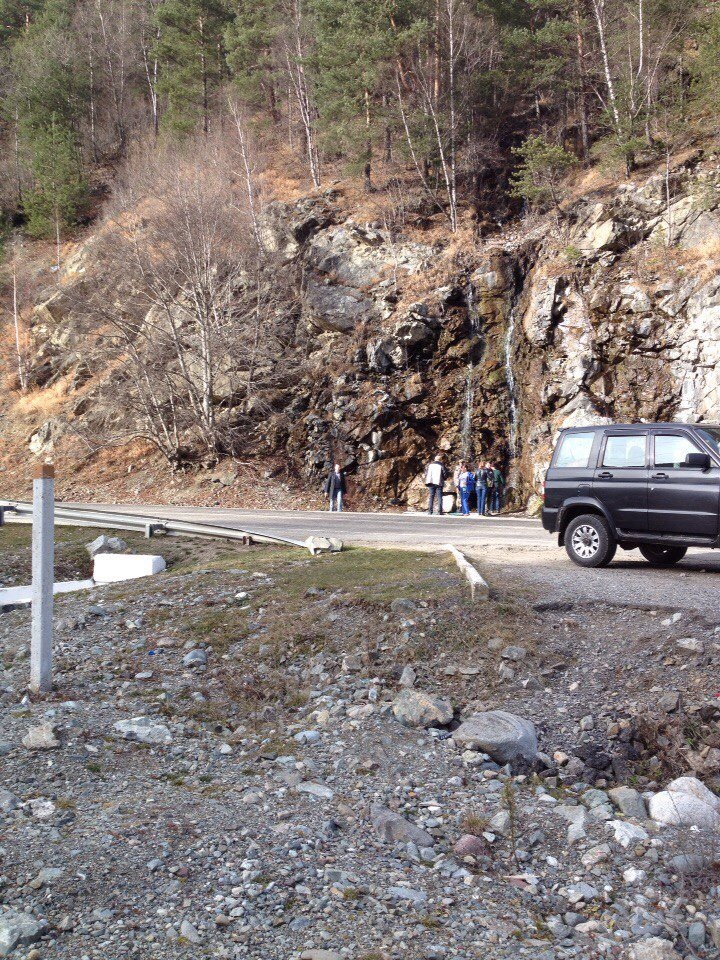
[
  {"x1": 654, "y1": 434, "x2": 702, "y2": 468},
  {"x1": 602, "y1": 434, "x2": 647, "y2": 468},
  {"x1": 554, "y1": 431, "x2": 595, "y2": 468}
]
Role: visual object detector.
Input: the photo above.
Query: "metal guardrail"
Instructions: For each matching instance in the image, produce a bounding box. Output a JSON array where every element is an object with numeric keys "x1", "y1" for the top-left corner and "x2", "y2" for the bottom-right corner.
[{"x1": 0, "y1": 500, "x2": 314, "y2": 552}]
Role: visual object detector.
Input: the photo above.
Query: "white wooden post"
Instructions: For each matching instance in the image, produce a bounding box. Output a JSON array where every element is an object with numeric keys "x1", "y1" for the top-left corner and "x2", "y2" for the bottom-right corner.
[{"x1": 30, "y1": 463, "x2": 54, "y2": 693}]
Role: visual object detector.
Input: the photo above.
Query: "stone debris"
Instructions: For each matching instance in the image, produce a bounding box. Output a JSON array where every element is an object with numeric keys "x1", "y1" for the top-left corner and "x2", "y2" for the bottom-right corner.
[{"x1": 2, "y1": 533, "x2": 720, "y2": 960}]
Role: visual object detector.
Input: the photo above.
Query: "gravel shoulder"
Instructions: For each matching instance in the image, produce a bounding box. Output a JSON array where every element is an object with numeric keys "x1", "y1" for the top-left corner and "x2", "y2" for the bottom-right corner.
[{"x1": 1, "y1": 530, "x2": 719, "y2": 960}]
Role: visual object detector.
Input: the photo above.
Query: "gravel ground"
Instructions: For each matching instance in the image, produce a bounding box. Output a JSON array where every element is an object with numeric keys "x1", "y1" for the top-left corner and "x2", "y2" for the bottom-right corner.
[{"x1": 1, "y1": 531, "x2": 719, "y2": 960}]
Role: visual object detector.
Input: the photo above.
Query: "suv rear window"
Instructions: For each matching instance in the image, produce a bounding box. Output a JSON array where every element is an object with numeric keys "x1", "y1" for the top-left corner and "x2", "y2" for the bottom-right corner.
[
  {"x1": 554, "y1": 432, "x2": 594, "y2": 468},
  {"x1": 602, "y1": 434, "x2": 646, "y2": 468},
  {"x1": 654, "y1": 434, "x2": 701, "y2": 468}
]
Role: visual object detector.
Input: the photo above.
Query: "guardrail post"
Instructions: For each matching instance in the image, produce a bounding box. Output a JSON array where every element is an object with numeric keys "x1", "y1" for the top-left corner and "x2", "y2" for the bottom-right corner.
[{"x1": 30, "y1": 464, "x2": 54, "y2": 693}]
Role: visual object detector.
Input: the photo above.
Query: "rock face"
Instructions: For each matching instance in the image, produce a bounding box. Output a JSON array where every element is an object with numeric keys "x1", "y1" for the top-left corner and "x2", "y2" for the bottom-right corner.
[
  {"x1": 19, "y1": 156, "x2": 720, "y2": 508},
  {"x1": 391, "y1": 690, "x2": 453, "y2": 728},
  {"x1": 649, "y1": 776, "x2": 720, "y2": 829},
  {"x1": 452, "y1": 711, "x2": 538, "y2": 766}
]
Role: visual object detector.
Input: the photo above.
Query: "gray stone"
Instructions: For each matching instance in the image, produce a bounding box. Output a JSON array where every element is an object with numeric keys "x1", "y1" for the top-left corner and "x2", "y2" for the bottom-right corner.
[
  {"x1": 296, "y1": 781, "x2": 334, "y2": 800},
  {"x1": 688, "y1": 922, "x2": 705, "y2": 948},
  {"x1": 300, "y1": 952, "x2": 343, "y2": 960},
  {"x1": 179, "y1": 919, "x2": 202, "y2": 944},
  {"x1": 399, "y1": 665, "x2": 416, "y2": 688},
  {"x1": 390, "y1": 598, "x2": 417, "y2": 617},
  {"x1": 452, "y1": 711, "x2": 538, "y2": 766},
  {"x1": 86, "y1": 534, "x2": 127, "y2": 557},
  {"x1": 370, "y1": 804, "x2": 434, "y2": 847},
  {"x1": 387, "y1": 886, "x2": 427, "y2": 904},
  {"x1": 500, "y1": 645, "x2": 526, "y2": 661},
  {"x1": 113, "y1": 717, "x2": 172, "y2": 745},
  {"x1": 608, "y1": 786, "x2": 647, "y2": 820},
  {"x1": 0, "y1": 790, "x2": 19, "y2": 813},
  {"x1": 0, "y1": 911, "x2": 49, "y2": 957},
  {"x1": 609, "y1": 820, "x2": 648, "y2": 849},
  {"x1": 22, "y1": 723, "x2": 60, "y2": 751},
  {"x1": 182, "y1": 648, "x2": 207, "y2": 668},
  {"x1": 391, "y1": 689, "x2": 453, "y2": 729}
]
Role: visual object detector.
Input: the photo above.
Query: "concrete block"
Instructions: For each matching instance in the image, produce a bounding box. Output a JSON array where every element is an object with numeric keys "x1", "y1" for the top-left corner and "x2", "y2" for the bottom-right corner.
[
  {"x1": 444, "y1": 544, "x2": 489, "y2": 601},
  {"x1": 93, "y1": 554, "x2": 166, "y2": 584}
]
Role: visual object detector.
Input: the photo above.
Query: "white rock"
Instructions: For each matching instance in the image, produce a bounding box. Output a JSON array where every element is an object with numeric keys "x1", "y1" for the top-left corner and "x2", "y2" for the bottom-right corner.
[
  {"x1": 391, "y1": 689, "x2": 453, "y2": 728},
  {"x1": 22, "y1": 723, "x2": 60, "y2": 751},
  {"x1": 676, "y1": 637, "x2": 704, "y2": 653},
  {"x1": 649, "y1": 776, "x2": 720, "y2": 829},
  {"x1": 113, "y1": 717, "x2": 172, "y2": 745},
  {"x1": 629, "y1": 937, "x2": 682, "y2": 960},
  {"x1": 609, "y1": 820, "x2": 649, "y2": 849},
  {"x1": 296, "y1": 782, "x2": 334, "y2": 800}
]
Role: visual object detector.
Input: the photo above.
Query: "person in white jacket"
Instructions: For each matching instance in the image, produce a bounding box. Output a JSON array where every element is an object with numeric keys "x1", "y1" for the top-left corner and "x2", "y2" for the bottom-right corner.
[{"x1": 424, "y1": 456, "x2": 447, "y2": 515}]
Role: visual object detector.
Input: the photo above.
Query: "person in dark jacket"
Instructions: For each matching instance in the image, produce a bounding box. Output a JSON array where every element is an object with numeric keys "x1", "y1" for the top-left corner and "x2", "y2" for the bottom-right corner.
[
  {"x1": 325, "y1": 463, "x2": 346, "y2": 512},
  {"x1": 490, "y1": 463, "x2": 505, "y2": 514},
  {"x1": 475, "y1": 461, "x2": 491, "y2": 516}
]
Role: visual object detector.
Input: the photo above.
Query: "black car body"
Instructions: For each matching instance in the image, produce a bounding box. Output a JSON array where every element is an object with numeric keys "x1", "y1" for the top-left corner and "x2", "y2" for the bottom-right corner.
[{"x1": 542, "y1": 422, "x2": 720, "y2": 567}]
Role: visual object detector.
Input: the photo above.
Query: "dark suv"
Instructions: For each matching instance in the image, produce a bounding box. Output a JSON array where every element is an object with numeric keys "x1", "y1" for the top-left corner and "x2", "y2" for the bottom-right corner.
[{"x1": 542, "y1": 423, "x2": 720, "y2": 567}]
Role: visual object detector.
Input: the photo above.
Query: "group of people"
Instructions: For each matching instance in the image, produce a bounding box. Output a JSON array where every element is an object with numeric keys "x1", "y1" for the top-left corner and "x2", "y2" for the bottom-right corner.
[
  {"x1": 424, "y1": 456, "x2": 506, "y2": 516},
  {"x1": 324, "y1": 456, "x2": 506, "y2": 516}
]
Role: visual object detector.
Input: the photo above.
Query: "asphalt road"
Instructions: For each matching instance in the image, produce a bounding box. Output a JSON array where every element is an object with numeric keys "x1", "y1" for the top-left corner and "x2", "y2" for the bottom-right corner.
[{"x1": 69, "y1": 503, "x2": 549, "y2": 549}]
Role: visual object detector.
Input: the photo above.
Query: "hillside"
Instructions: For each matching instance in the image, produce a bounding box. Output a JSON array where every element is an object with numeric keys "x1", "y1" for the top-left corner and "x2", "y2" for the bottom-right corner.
[
  {"x1": 2, "y1": 0, "x2": 720, "y2": 506},
  {"x1": 2, "y1": 145, "x2": 720, "y2": 509}
]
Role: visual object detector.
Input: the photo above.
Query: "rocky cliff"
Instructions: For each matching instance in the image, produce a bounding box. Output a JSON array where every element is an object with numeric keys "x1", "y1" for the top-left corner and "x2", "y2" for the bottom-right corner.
[{"x1": 11, "y1": 150, "x2": 720, "y2": 507}]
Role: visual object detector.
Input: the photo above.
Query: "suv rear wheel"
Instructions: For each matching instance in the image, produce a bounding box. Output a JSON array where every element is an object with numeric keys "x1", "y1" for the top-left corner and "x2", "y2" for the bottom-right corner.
[
  {"x1": 639, "y1": 545, "x2": 687, "y2": 567},
  {"x1": 565, "y1": 514, "x2": 617, "y2": 568}
]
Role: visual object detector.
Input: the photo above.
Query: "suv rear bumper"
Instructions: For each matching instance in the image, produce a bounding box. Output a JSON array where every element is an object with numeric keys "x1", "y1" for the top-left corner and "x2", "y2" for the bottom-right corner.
[{"x1": 541, "y1": 507, "x2": 558, "y2": 533}]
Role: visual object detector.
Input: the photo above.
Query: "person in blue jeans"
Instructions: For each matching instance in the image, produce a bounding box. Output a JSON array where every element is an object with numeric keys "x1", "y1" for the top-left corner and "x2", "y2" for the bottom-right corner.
[
  {"x1": 457, "y1": 463, "x2": 473, "y2": 515},
  {"x1": 475, "y1": 461, "x2": 491, "y2": 516},
  {"x1": 325, "y1": 463, "x2": 346, "y2": 511},
  {"x1": 490, "y1": 464, "x2": 505, "y2": 514}
]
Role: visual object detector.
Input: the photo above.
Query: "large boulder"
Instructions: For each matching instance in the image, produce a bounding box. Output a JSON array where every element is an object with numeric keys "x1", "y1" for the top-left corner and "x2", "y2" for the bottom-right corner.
[
  {"x1": 391, "y1": 689, "x2": 453, "y2": 729},
  {"x1": 648, "y1": 776, "x2": 720, "y2": 829},
  {"x1": 452, "y1": 711, "x2": 538, "y2": 766}
]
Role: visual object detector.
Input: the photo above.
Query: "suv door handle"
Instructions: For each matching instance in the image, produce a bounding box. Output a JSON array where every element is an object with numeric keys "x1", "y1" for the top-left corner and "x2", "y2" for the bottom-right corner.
[
  {"x1": 597, "y1": 471, "x2": 613, "y2": 479},
  {"x1": 651, "y1": 472, "x2": 668, "y2": 480}
]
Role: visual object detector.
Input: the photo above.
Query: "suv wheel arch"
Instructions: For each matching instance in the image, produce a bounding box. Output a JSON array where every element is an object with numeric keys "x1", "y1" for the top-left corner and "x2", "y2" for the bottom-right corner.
[{"x1": 558, "y1": 500, "x2": 615, "y2": 545}]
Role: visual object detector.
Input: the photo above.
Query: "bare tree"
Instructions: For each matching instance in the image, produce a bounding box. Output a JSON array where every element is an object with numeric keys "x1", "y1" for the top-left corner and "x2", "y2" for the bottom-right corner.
[{"x1": 83, "y1": 143, "x2": 289, "y2": 466}]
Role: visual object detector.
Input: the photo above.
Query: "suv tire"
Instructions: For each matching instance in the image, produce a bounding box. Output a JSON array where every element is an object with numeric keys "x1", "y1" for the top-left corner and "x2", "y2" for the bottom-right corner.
[
  {"x1": 639, "y1": 545, "x2": 687, "y2": 567},
  {"x1": 565, "y1": 514, "x2": 617, "y2": 568}
]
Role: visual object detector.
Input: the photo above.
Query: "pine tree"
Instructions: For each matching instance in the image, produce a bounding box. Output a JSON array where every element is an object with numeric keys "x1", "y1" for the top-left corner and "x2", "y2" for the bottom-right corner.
[
  {"x1": 155, "y1": 0, "x2": 232, "y2": 135},
  {"x1": 309, "y1": 0, "x2": 408, "y2": 189},
  {"x1": 24, "y1": 113, "x2": 87, "y2": 256},
  {"x1": 225, "y1": 0, "x2": 282, "y2": 121}
]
